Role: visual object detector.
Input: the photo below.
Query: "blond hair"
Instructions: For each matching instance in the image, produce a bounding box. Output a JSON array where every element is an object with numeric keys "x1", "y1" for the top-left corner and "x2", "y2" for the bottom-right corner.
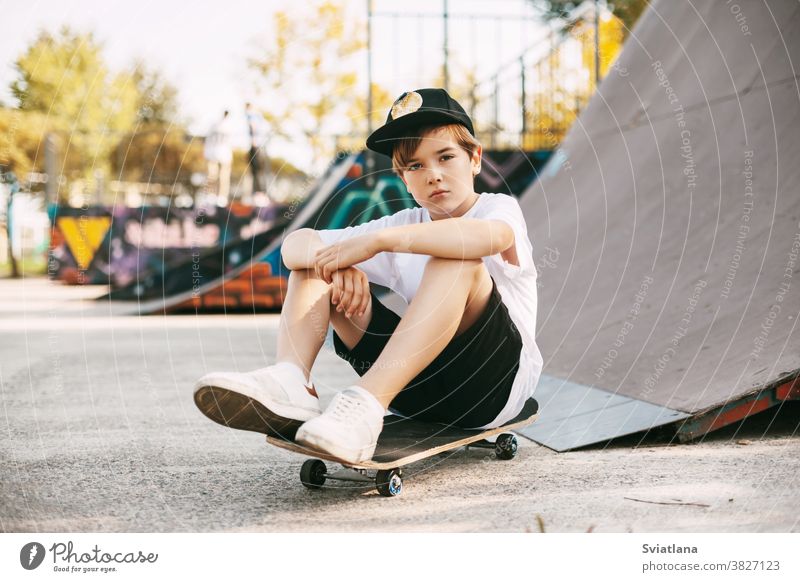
[{"x1": 391, "y1": 123, "x2": 481, "y2": 176}]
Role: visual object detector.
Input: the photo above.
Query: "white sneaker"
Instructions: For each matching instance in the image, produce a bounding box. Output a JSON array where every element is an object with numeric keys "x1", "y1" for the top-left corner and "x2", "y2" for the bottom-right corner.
[
  {"x1": 194, "y1": 362, "x2": 321, "y2": 438},
  {"x1": 295, "y1": 385, "x2": 385, "y2": 464}
]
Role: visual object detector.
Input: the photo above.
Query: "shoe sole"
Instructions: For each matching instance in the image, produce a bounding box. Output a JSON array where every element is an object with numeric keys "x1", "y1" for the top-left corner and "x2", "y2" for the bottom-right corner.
[{"x1": 194, "y1": 385, "x2": 303, "y2": 440}]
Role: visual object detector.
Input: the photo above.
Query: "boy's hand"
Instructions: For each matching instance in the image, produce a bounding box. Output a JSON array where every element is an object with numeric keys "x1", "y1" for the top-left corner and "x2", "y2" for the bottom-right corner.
[
  {"x1": 314, "y1": 233, "x2": 380, "y2": 284},
  {"x1": 329, "y1": 266, "x2": 371, "y2": 319}
]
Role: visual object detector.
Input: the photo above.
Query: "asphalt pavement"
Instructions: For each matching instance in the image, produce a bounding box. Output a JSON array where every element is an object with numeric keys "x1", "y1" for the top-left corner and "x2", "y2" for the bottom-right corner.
[{"x1": 1, "y1": 279, "x2": 798, "y2": 532}]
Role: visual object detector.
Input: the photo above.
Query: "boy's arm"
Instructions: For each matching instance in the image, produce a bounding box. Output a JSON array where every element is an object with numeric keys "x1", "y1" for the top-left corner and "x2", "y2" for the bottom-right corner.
[
  {"x1": 375, "y1": 218, "x2": 514, "y2": 259},
  {"x1": 281, "y1": 229, "x2": 328, "y2": 270}
]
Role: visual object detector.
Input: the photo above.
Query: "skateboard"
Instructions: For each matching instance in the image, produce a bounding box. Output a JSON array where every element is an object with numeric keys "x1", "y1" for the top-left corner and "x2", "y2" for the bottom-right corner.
[{"x1": 266, "y1": 398, "x2": 539, "y2": 497}]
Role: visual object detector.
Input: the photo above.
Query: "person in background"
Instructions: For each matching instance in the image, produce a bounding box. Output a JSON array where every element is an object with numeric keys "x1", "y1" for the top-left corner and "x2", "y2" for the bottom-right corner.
[
  {"x1": 204, "y1": 110, "x2": 233, "y2": 206},
  {"x1": 245, "y1": 103, "x2": 266, "y2": 202}
]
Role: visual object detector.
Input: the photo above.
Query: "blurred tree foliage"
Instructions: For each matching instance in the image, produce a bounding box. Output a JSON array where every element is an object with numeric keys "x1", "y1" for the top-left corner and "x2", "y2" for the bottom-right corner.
[
  {"x1": 110, "y1": 130, "x2": 306, "y2": 185},
  {"x1": 0, "y1": 108, "x2": 50, "y2": 179},
  {"x1": 531, "y1": 0, "x2": 649, "y2": 36},
  {"x1": 10, "y1": 27, "x2": 139, "y2": 184},
  {"x1": 573, "y1": 9, "x2": 625, "y2": 80},
  {"x1": 2, "y1": 25, "x2": 309, "y2": 198},
  {"x1": 513, "y1": 1, "x2": 628, "y2": 150},
  {"x1": 346, "y1": 82, "x2": 394, "y2": 139},
  {"x1": 0, "y1": 107, "x2": 95, "y2": 188},
  {"x1": 3, "y1": 27, "x2": 203, "y2": 192},
  {"x1": 129, "y1": 60, "x2": 182, "y2": 126},
  {"x1": 248, "y1": 1, "x2": 392, "y2": 166},
  {"x1": 110, "y1": 129, "x2": 204, "y2": 183}
]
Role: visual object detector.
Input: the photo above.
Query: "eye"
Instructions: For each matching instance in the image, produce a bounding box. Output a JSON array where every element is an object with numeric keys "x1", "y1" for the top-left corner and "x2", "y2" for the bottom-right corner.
[
  {"x1": 407, "y1": 163, "x2": 421, "y2": 171},
  {"x1": 441, "y1": 154, "x2": 454, "y2": 161}
]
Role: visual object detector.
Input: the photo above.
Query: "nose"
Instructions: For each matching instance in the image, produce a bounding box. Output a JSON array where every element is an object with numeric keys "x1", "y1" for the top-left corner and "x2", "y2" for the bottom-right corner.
[{"x1": 427, "y1": 167, "x2": 443, "y2": 183}]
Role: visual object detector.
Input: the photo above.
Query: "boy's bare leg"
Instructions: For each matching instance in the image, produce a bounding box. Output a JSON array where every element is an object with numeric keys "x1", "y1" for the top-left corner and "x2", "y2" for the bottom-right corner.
[
  {"x1": 338, "y1": 257, "x2": 493, "y2": 408},
  {"x1": 276, "y1": 260, "x2": 492, "y2": 405},
  {"x1": 275, "y1": 269, "x2": 335, "y2": 383}
]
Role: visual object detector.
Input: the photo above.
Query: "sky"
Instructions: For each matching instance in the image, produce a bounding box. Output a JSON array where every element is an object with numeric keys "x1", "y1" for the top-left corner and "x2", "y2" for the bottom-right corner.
[{"x1": 0, "y1": 0, "x2": 550, "y2": 171}]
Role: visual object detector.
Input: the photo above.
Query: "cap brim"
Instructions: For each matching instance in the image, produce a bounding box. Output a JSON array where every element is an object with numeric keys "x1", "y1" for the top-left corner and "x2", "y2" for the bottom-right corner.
[{"x1": 366, "y1": 110, "x2": 472, "y2": 158}]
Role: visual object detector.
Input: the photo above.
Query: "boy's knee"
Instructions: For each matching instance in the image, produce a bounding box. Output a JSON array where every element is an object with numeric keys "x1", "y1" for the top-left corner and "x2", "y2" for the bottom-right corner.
[{"x1": 424, "y1": 258, "x2": 487, "y2": 292}]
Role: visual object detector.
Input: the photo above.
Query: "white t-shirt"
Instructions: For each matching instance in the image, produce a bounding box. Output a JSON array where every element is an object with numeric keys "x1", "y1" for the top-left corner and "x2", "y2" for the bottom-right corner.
[{"x1": 316, "y1": 192, "x2": 543, "y2": 427}]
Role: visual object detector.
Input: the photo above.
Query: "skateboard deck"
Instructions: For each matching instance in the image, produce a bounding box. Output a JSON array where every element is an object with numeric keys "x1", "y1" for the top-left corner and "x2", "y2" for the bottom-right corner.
[{"x1": 267, "y1": 397, "x2": 538, "y2": 469}]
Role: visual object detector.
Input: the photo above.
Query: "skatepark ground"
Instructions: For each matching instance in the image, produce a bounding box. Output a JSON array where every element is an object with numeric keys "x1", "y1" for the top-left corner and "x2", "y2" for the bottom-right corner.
[{"x1": 1, "y1": 279, "x2": 798, "y2": 533}]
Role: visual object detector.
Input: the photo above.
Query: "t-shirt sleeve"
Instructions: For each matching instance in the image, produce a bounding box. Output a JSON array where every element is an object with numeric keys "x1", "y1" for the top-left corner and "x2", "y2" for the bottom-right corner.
[
  {"x1": 316, "y1": 210, "x2": 415, "y2": 289},
  {"x1": 478, "y1": 195, "x2": 536, "y2": 280}
]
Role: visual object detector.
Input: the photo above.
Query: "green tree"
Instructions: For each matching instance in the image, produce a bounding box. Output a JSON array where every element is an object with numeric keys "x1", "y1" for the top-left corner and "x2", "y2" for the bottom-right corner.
[
  {"x1": 108, "y1": 62, "x2": 194, "y2": 185},
  {"x1": 111, "y1": 128, "x2": 204, "y2": 184},
  {"x1": 574, "y1": 8, "x2": 625, "y2": 84},
  {"x1": 248, "y1": 1, "x2": 370, "y2": 167},
  {"x1": 0, "y1": 106, "x2": 95, "y2": 191},
  {"x1": 342, "y1": 81, "x2": 394, "y2": 151},
  {"x1": 0, "y1": 108, "x2": 50, "y2": 179},
  {"x1": 128, "y1": 60, "x2": 182, "y2": 126},
  {"x1": 10, "y1": 27, "x2": 139, "y2": 185}
]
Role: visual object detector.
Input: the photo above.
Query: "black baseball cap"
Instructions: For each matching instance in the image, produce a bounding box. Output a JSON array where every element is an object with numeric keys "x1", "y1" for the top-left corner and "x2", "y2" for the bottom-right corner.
[{"x1": 366, "y1": 88, "x2": 475, "y2": 158}]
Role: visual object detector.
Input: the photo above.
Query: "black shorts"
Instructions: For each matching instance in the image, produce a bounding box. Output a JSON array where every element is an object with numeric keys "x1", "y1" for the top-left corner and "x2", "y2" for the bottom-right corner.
[{"x1": 332, "y1": 276, "x2": 523, "y2": 428}]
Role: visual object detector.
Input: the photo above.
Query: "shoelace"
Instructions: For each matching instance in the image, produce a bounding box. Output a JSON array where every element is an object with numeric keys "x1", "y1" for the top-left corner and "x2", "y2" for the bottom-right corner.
[{"x1": 327, "y1": 391, "x2": 367, "y2": 425}]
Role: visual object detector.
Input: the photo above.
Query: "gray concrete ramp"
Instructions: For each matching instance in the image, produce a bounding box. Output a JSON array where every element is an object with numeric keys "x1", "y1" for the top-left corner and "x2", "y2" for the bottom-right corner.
[{"x1": 519, "y1": 0, "x2": 800, "y2": 450}]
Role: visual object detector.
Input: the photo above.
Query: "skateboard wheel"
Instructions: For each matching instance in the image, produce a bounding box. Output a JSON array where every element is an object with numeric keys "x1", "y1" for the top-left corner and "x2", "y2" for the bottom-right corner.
[
  {"x1": 495, "y1": 434, "x2": 518, "y2": 460},
  {"x1": 375, "y1": 469, "x2": 403, "y2": 497},
  {"x1": 300, "y1": 459, "x2": 327, "y2": 489}
]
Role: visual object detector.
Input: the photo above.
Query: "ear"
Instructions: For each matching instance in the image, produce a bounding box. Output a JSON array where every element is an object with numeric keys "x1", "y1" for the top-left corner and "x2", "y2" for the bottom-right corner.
[{"x1": 471, "y1": 145, "x2": 482, "y2": 176}]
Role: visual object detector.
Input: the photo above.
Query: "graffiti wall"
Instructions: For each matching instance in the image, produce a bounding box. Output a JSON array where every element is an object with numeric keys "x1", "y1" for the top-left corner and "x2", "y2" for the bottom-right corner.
[{"x1": 48, "y1": 203, "x2": 283, "y2": 287}]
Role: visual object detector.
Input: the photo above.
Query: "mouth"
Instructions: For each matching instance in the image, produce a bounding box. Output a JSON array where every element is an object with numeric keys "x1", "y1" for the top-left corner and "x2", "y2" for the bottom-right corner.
[{"x1": 430, "y1": 189, "x2": 449, "y2": 198}]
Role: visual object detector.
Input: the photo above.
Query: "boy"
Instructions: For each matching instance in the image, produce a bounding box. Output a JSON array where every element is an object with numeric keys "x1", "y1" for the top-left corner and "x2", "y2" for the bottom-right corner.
[{"x1": 194, "y1": 88, "x2": 543, "y2": 464}]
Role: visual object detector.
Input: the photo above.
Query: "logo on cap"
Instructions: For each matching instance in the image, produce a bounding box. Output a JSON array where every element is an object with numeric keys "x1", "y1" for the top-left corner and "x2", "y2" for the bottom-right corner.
[{"x1": 391, "y1": 91, "x2": 423, "y2": 120}]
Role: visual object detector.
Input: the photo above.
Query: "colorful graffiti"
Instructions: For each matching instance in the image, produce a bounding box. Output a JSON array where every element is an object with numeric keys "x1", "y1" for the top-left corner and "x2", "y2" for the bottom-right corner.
[
  {"x1": 48, "y1": 203, "x2": 283, "y2": 287},
  {"x1": 102, "y1": 153, "x2": 359, "y2": 309}
]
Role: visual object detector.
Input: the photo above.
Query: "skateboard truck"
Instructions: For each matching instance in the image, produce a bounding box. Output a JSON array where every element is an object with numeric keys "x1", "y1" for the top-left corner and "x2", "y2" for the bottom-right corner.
[
  {"x1": 466, "y1": 434, "x2": 519, "y2": 460},
  {"x1": 301, "y1": 461, "x2": 405, "y2": 497}
]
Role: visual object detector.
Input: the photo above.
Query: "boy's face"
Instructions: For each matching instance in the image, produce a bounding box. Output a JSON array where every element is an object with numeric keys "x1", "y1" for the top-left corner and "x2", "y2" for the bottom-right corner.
[{"x1": 398, "y1": 126, "x2": 482, "y2": 220}]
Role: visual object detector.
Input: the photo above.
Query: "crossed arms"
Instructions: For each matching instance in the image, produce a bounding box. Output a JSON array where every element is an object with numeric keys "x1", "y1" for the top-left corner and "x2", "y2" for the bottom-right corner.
[{"x1": 281, "y1": 218, "x2": 514, "y2": 280}]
